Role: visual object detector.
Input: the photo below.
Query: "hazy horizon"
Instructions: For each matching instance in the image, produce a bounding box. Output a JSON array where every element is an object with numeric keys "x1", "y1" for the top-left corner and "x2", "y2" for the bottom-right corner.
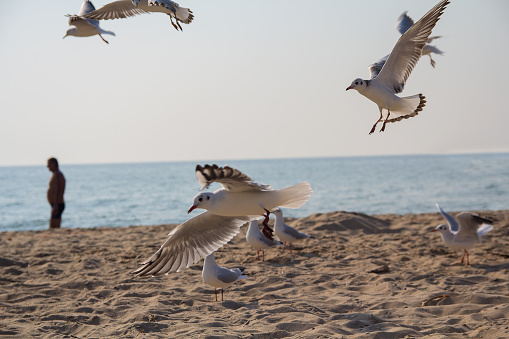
[{"x1": 1, "y1": 1, "x2": 508, "y2": 167}]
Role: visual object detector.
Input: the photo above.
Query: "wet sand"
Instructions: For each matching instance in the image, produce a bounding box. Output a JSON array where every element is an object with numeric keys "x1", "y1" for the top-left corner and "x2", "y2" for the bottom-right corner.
[{"x1": 1, "y1": 210, "x2": 508, "y2": 338}]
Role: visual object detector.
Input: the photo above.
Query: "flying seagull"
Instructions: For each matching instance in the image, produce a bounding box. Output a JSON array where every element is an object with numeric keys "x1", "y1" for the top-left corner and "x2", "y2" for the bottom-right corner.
[
  {"x1": 132, "y1": 164, "x2": 312, "y2": 277},
  {"x1": 346, "y1": 0, "x2": 450, "y2": 134},
  {"x1": 64, "y1": 0, "x2": 116, "y2": 44},
  {"x1": 396, "y1": 11, "x2": 444, "y2": 68},
  {"x1": 432, "y1": 203, "x2": 493, "y2": 265},
  {"x1": 82, "y1": 0, "x2": 193, "y2": 31}
]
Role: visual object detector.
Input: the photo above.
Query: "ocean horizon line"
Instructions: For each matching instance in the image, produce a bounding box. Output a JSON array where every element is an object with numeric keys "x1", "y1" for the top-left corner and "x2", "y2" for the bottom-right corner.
[{"x1": 1, "y1": 151, "x2": 508, "y2": 169}]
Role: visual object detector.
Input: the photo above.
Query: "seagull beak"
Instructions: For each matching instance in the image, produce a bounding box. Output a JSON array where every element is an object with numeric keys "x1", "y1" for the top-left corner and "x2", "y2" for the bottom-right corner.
[
  {"x1": 187, "y1": 205, "x2": 197, "y2": 214},
  {"x1": 431, "y1": 229, "x2": 437, "y2": 232},
  {"x1": 346, "y1": 86, "x2": 353, "y2": 91}
]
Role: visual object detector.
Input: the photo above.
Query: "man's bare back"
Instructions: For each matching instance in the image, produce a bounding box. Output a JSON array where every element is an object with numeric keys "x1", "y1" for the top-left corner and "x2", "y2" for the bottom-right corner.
[{"x1": 47, "y1": 158, "x2": 66, "y2": 228}]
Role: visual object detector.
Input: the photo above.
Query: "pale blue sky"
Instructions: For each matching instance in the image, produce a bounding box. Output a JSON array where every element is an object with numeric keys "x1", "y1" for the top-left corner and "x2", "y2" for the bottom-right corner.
[{"x1": 1, "y1": 1, "x2": 508, "y2": 166}]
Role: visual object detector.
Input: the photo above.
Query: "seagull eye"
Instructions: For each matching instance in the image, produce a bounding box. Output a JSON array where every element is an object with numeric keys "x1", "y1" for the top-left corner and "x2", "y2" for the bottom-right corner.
[
  {"x1": 198, "y1": 197, "x2": 203, "y2": 202},
  {"x1": 207, "y1": 196, "x2": 210, "y2": 200},
  {"x1": 355, "y1": 82, "x2": 358, "y2": 85}
]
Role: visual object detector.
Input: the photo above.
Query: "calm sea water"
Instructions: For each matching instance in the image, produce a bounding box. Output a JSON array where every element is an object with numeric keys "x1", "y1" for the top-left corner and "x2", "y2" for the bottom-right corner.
[{"x1": 0, "y1": 154, "x2": 508, "y2": 232}]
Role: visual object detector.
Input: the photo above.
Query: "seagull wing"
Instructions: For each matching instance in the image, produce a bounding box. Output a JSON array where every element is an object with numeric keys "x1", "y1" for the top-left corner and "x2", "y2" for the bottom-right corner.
[
  {"x1": 396, "y1": 11, "x2": 414, "y2": 35},
  {"x1": 375, "y1": 0, "x2": 450, "y2": 93},
  {"x1": 369, "y1": 54, "x2": 389, "y2": 79},
  {"x1": 148, "y1": 0, "x2": 177, "y2": 12},
  {"x1": 426, "y1": 35, "x2": 442, "y2": 43},
  {"x1": 436, "y1": 203, "x2": 459, "y2": 232},
  {"x1": 78, "y1": 0, "x2": 96, "y2": 16},
  {"x1": 83, "y1": 0, "x2": 147, "y2": 20},
  {"x1": 216, "y1": 268, "x2": 242, "y2": 284},
  {"x1": 75, "y1": 0, "x2": 103, "y2": 27},
  {"x1": 456, "y1": 212, "x2": 493, "y2": 237},
  {"x1": 195, "y1": 164, "x2": 271, "y2": 192},
  {"x1": 283, "y1": 224, "x2": 309, "y2": 240},
  {"x1": 132, "y1": 212, "x2": 253, "y2": 276},
  {"x1": 68, "y1": 15, "x2": 97, "y2": 29}
]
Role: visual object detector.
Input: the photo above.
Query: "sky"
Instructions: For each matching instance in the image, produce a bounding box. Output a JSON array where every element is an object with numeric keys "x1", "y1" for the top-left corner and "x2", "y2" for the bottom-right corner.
[{"x1": 1, "y1": 0, "x2": 508, "y2": 166}]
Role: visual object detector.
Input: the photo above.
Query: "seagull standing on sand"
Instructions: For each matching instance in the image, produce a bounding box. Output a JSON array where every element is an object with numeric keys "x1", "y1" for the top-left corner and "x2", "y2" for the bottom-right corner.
[
  {"x1": 132, "y1": 164, "x2": 312, "y2": 277},
  {"x1": 273, "y1": 208, "x2": 310, "y2": 254},
  {"x1": 246, "y1": 219, "x2": 282, "y2": 261},
  {"x1": 202, "y1": 252, "x2": 248, "y2": 302},
  {"x1": 346, "y1": 0, "x2": 450, "y2": 134},
  {"x1": 432, "y1": 203, "x2": 493, "y2": 265},
  {"x1": 396, "y1": 11, "x2": 444, "y2": 68},
  {"x1": 64, "y1": 0, "x2": 116, "y2": 44},
  {"x1": 82, "y1": 0, "x2": 193, "y2": 31}
]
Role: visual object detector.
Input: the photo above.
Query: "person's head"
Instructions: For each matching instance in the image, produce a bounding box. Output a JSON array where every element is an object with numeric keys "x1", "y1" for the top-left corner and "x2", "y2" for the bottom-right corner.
[{"x1": 47, "y1": 157, "x2": 59, "y2": 172}]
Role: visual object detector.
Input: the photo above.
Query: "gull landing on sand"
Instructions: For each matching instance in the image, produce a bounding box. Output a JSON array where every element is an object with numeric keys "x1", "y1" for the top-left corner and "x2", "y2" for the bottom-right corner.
[
  {"x1": 246, "y1": 219, "x2": 282, "y2": 261},
  {"x1": 132, "y1": 164, "x2": 311, "y2": 277},
  {"x1": 202, "y1": 252, "x2": 248, "y2": 302},
  {"x1": 82, "y1": 0, "x2": 193, "y2": 31},
  {"x1": 64, "y1": 0, "x2": 116, "y2": 44},
  {"x1": 396, "y1": 11, "x2": 444, "y2": 68},
  {"x1": 273, "y1": 208, "x2": 310, "y2": 254},
  {"x1": 432, "y1": 203, "x2": 493, "y2": 265},
  {"x1": 346, "y1": 0, "x2": 449, "y2": 134}
]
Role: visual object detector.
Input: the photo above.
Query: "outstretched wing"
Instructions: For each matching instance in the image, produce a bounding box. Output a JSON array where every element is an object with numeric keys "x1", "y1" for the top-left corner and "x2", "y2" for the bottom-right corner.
[
  {"x1": 395, "y1": 11, "x2": 414, "y2": 35},
  {"x1": 375, "y1": 0, "x2": 449, "y2": 93},
  {"x1": 78, "y1": 0, "x2": 96, "y2": 16},
  {"x1": 195, "y1": 164, "x2": 271, "y2": 192},
  {"x1": 456, "y1": 212, "x2": 493, "y2": 239},
  {"x1": 83, "y1": 0, "x2": 147, "y2": 20},
  {"x1": 369, "y1": 54, "x2": 389, "y2": 79},
  {"x1": 436, "y1": 203, "x2": 459, "y2": 232},
  {"x1": 133, "y1": 212, "x2": 253, "y2": 276}
]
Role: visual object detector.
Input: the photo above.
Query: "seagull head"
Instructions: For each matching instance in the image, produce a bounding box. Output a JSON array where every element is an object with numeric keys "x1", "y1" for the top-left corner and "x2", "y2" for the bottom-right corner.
[
  {"x1": 431, "y1": 224, "x2": 448, "y2": 233},
  {"x1": 346, "y1": 78, "x2": 367, "y2": 92},
  {"x1": 188, "y1": 192, "x2": 213, "y2": 213},
  {"x1": 63, "y1": 27, "x2": 77, "y2": 39}
]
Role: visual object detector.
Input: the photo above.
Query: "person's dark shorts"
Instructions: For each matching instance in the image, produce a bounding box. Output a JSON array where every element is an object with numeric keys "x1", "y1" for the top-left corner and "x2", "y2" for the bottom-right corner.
[{"x1": 51, "y1": 203, "x2": 65, "y2": 219}]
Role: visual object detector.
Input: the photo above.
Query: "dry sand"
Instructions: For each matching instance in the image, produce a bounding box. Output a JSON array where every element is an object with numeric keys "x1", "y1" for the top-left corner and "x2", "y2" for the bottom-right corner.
[{"x1": 1, "y1": 210, "x2": 508, "y2": 338}]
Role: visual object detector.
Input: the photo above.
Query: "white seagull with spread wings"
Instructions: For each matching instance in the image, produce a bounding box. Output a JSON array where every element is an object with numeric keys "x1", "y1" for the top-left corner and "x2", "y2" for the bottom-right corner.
[
  {"x1": 432, "y1": 203, "x2": 493, "y2": 265},
  {"x1": 64, "y1": 0, "x2": 116, "y2": 44},
  {"x1": 133, "y1": 164, "x2": 312, "y2": 277},
  {"x1": 81, "y1": 0, "x2": 193, "y2": 31},
  {"x1": 346, "y1": 0, "x2": 449, "y2": 134}
]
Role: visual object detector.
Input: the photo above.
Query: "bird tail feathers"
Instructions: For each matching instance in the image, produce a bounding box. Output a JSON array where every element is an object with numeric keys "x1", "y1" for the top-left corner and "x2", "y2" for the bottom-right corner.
[
  {"x1": 387, "y1": 93, "x2": 426, "y2": 123},
  {"x1": 275, "y1": 182, "x2": 312, "y2": 209}
]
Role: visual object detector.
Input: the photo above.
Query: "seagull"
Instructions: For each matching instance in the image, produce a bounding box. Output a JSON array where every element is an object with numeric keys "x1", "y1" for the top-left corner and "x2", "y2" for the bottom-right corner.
[
  {"x1": 188, "y1": 164, "x2": 312, "y2": 241},
  {"x1": 396, "y1": 11, "x2": 444, "y2": 68},
  {"x1": 132, "y1": 164, "x2": 312, "y2": 277},
  {"x1": 81, "y1": 0, "x2": 193, "y2": 31},
  {"x1": 64, "y1": 0, "x2": 116, "y2": 44},
  {"x1": 246, "y1": 219, "x2": 282, "y2": 261},
  {"x1": 202, "y1": 252, "x2": 248, "y2": 302},
  {"x1": 273, "y1": 208, "x2": 310, "y2": 254},
  {"x1": 432, "y1": 203, "x2": 494, "y2": 265},
  {"x1": 346, "y1": 0, "x2": 450, "y2": 134}
]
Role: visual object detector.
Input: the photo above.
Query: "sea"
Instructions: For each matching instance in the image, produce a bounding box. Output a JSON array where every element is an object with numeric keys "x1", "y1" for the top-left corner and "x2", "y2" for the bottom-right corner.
[{"x1": 0, "y1": 153, "x2": 508, "y2": 232}]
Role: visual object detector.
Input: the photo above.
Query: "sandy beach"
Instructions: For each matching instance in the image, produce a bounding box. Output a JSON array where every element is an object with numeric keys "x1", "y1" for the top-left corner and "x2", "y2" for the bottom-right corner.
[{"x1": 1, "y1": 210, "x2": 508, "y2": 338}]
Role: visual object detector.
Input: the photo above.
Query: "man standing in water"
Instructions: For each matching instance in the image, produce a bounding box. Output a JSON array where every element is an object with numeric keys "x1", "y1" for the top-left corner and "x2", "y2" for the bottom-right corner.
[{"x1": 47, "y1": 157, "x2": 66, "y2": 229}]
